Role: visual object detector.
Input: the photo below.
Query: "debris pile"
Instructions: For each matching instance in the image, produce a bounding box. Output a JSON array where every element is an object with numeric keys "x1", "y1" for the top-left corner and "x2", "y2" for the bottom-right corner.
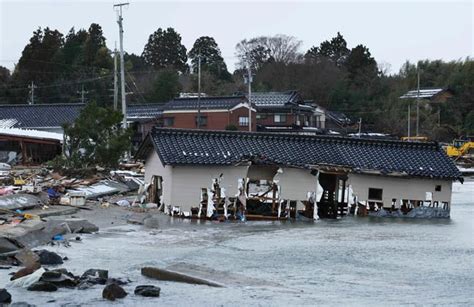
[{"x1": 0, "y1": 163, "x2": 149, "y2": 255}]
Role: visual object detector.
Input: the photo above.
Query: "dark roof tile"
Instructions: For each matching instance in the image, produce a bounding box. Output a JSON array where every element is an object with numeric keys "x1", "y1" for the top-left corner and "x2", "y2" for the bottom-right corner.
[{"x1": 144, "y1": 128, "x2": 462, "y2": 180}]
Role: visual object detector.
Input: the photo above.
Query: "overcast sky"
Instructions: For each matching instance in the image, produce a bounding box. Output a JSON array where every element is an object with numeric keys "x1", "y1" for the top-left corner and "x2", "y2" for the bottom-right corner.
[{"x1": 0, "y1": 0, "x2": 472, "y2": 73}]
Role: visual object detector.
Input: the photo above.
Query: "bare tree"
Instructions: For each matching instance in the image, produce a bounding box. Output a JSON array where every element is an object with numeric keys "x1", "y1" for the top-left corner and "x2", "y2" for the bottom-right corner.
[{"x1": 235, "y1": 34, "x2": 303, "y2": 70}]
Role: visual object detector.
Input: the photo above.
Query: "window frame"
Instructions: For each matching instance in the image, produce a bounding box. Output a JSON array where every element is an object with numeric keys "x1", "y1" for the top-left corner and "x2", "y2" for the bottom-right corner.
[
  {"x1": 368, "y1": 188, "x2": 383, "y2": 201},
  {"x1": 238, "y1": 116, "x2": 249, "y2": 127},
  {"x1": 274, "y1": 113, "x2": 287, "y2": 123},
  {"x1": 163, "y1": 117, "x2": 174, "y2": 127},
  {"x1": 195, "y1": 115, "x2": 208, "y2": 127}
]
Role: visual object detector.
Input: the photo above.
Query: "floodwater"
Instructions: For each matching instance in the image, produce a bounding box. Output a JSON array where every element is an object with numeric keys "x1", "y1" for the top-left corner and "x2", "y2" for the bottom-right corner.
[{"x1": 2, "y1": 180, "x2": 473, "y2": 306}]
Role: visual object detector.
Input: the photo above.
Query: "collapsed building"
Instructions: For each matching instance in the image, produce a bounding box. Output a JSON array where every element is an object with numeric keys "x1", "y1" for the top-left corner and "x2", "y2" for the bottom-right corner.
[
  {"x1": 0, "y1": 127, "x2": 63, "y2": 165},
  {"x1": 136, "y1": 128, "x2": 463, "y2": 220}
]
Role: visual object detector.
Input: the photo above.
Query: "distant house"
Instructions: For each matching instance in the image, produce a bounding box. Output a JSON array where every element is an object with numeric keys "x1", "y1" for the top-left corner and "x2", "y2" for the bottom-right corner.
[
  {"x1": 0, "y1": 103, "x2": 164, "y2": 149},
  {"x1": 0, "y1": 127, "x2": 63, "y2": 165},
  {"x1": 400, "y1": 88, "x2": 454, "y2": 103},
  {"x1": 0, "y1": 103, "x2": 85, "y2": 133},
  {"x1": 249, "y1": 91, "x2": 322, "y2": 131},
  {"x1": 161, "y1": 96, "x2": 256, "y2": 131},
  {"x1": 136, "y1": 128, "x2": 462, "y2": 220},
  {"x1": 126, "y1": 104, "x2": 164, "y2": 148},
  {"x1": 325, "y1": 110, "x2": 355, "y2": 131}
]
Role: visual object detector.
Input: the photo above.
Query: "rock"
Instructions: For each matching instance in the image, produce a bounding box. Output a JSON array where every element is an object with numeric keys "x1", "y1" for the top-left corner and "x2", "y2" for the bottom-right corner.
[
  {"x1": 77, "y1": 280, "x2": 95, "y2": 290},
  {"x1": 0, "y1": 237, "x2": 22, "y2": 254},
  {"x1": 14, "y1": 249, "x2": 40, "y2": 267},
  {"x1": 27, "y1": 281, "x2": 58, "y2": 292},
  {"x1": 134, "y1": 285, "x2": 161, "y2": 297},
  {"x1": 141, "y1": 267, "x2": 223, "y2": 287},
  {"x1": 0, "y1": 288, "x2": 12, "y2": 304},
  {"x1": 40, "y1": 269, "x2": 78, "y2": 288},
  {"x1": 35, "y1": 250, "x2": 63, "y2": 265},
  {"x1": 45, "y1": 219, "x2": 99, "y2": 235},
  {"x1": 81, "y1": 269, "x2": 108, "y2": 285},
  {"x1": 10, "y1": 263, "x2": 41, "y2": 281},
  {"x1": 102, "y1": 283, "x2": 127, "y2": 301}
]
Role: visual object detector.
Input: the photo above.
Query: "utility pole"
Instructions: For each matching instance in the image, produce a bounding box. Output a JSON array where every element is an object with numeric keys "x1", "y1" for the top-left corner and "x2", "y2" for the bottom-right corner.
[
  {"x1": 28, "y1": 81, "x2": 36, "y2": 105},
  {"x1": 416, "y1": 67, "x2": 420, "y2": 136},
  {"x1": 197, "y1": 54, "x2": 201, "y2": 129},
  {"x1": 114, "y1": 2, "x2": 129, "y2": 129},
  {"x1": 113, "y1": 42, "x2": 118, "y2": 111},
  {"x1": 77, "y1": 84, "x2": 88, "y2": 104},
  {"x1": 407, "y1": 104, "x2": 411, "y2": 140},
  {"x1": 245, "y1": 61, "x2": 253, "y2": 132}
]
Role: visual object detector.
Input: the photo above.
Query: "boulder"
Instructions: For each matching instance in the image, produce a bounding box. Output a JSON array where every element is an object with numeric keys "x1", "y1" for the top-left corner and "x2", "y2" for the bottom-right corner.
[
  {"x1": 0, "y1": 237, "x2": 22, "y2": 254},
  {"x1": 10, "y1": 263, "x2": 41, "y2": 281},
  {"x1": 0, "y1": 288, "x2": 12, "y2": 304},
  {"x1": 141, "y1": 267, "x2": 223, "y2": 287},
  {"x1": 27, "y1": 281, "x2": 58, "y2": 292},
  {"x1": 35, "y1": 250, "x2": 63, "y2": 265},
  {"x1": 134, "y1": 285, "x2": 161, "y2": 297},
  {"x1": 14, "y1": 249, "x2": 40, "y2": 267},
  {"x1": 40, "y1": 269, "x2": 78, "y2": 288},
  {"x1": 80, "y1": 269, "x2": 108, "y2": 285},
  {"x1": 102, "y1": 283, "x2": 127, "y2": 301}
]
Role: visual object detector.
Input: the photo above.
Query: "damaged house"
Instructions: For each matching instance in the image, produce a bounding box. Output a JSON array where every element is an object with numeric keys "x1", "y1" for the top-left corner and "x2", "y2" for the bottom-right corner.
[{"x1": 137, "y1": 128, "x2": 462, "y2": 220}]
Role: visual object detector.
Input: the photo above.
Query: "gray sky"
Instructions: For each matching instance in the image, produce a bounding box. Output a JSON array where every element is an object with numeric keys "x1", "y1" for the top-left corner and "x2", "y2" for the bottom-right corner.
[{"x1": 0, "y1": 0, "x2": 472, "y2": 74}]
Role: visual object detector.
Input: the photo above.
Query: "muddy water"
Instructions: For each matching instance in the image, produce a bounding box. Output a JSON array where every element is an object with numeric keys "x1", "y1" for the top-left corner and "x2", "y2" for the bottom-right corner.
[{"x1": 1, "y1": 180, "x2": 473, "y2": 306}]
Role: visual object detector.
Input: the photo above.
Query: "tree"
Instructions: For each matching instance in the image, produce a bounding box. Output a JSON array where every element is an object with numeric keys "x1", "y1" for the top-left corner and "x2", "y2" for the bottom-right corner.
[
  {"x1": 306, "y1": 32, "x2": 349, "y2": 66},
  {"x1": 188, "y1": 36, "x2": 231, "y2": 81},
  {"x1": 83, "y1": 23, "x2": 107, "y2": 67},
  {"x1": 142, "y1": 27, "x2": 188, "y2": 73},
  {"x1": 235, "y1": 34, "x2": 302, "y2": 69},
  {"x1": 345, "y1": 44, "x2": 378, "y2": 83},
  {"x1": 61, "y1": 102, "x2": 131, "y2": 169},
  {"x1": 148, "y1": 69, "x2": 181, "y2": 103}
]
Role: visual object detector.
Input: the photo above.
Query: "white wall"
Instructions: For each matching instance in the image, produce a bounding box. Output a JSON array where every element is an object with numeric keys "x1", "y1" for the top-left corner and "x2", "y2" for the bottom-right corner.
[
  {"x1": 169, "y1": 165, "x2": 249, "y2": 211},
  {"x1": 144, "y1": 152, "x2": 173, "y2": 206},
  {"x1": 275, "y1": 167, "x2": 318, "y2": 200},
  {"x1": 349, "y1": 174, "x2": 452, "y2": 206}
]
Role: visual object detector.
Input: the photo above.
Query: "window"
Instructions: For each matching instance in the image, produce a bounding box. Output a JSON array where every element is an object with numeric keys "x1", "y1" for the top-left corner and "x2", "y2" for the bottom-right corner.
[
  {"x1": 435, "y1": 185, "x2": 442, "y2": 192},
  {"x1": 163, "y1": 117, "x2": 174, "y2": 127},
  {"x1": 274, "y1": 114, "x2": 287, "y2": 123},
  {"x1": 195, "y1": 115, "x2": 207, "y2": 127},
  {"x1": 239, "y1": 116, "x2": 249, "y2": 126},
  {"x1": 368, "y1": 188, "x2": 383, "y2": 200},
  {"x1": 256, "y1": 114, "x2": 268, "y2": 120}
]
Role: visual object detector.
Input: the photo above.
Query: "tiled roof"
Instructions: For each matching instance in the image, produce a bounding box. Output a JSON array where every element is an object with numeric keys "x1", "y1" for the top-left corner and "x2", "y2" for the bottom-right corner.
[
  {"x1": 127, "y1": 104, "x2": 164, "y2": 119},
  {"x1": 400, "y1": 88, "x2": 450, "y2": 99},
  {"x1": 142, "y1": 128, "x2": 462, "y2": 180},
  {"x1": 327, "y1": 111, "x2": 353, "y2": 126},
  {"x1": 249, "y1": 91, "x2": 302, "y2": 107},
  {"x1": 0, "y1": 103, "x2": 164, "y2": 128},
  {"x1": 0, "y1": 103, "x2": 85, "y2": 128},
  {"x1": 163, "y1": 96, "x2": 247, "y2": 111}
]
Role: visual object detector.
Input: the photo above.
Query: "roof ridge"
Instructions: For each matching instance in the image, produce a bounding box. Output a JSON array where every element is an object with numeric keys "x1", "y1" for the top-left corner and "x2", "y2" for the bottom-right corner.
[
  {"x1": 0, "y1": 103, "x2": 86, "y2": 107},
  {"x1": 151, "y1": 127, "x2": 439, "y2": 149}
]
